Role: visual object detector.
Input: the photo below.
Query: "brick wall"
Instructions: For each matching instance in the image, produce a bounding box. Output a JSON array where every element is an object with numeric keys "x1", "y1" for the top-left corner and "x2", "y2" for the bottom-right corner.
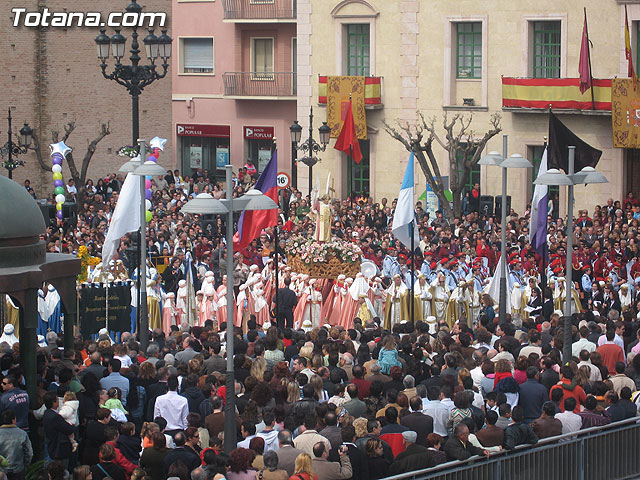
[{"x1": 0, "y1": 0, "x2": 172, "y2": 201}]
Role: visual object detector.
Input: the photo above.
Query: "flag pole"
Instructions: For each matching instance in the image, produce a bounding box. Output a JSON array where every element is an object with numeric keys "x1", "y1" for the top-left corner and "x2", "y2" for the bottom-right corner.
[
  {"x1": 540, "y1": 137, "x2": 548, "y2": 292},
  {"x1": 585, "y1": 8, "x2": 596, "y2": 111},
  {"x1": 410, "y1": 221, "x2": 415, "y2": 324}
]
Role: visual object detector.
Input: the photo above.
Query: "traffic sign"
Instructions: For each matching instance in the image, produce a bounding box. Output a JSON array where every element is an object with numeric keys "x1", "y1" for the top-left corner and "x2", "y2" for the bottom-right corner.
[{"x1": 276, "y1": 172, "x2": 290, "y2": 189}]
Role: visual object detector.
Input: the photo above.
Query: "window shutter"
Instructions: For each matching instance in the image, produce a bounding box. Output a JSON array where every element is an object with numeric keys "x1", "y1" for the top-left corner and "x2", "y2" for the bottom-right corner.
[{"x1": 183, "y1": 38, "x2": 213, "y2": 70}]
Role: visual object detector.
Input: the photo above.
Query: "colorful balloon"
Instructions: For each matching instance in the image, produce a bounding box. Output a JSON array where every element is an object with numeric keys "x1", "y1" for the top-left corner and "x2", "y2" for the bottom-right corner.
[
  {"x1": 55, "y1": 194, "x2": 65, "y2": 204},
  {"x1": 56, "y1": 210, "x2": 63, "y2": 219},
  {"x1": 56, "y1": 203, "x2": 63, "y2": 211},
  {"x1": 147, "y1": 156, "x2": 157, "y2": 163},
  {"x1": 145, "y1": 199, "x2": 152, "y2": 210},
  {"x1": 54, "y1": 179, "x2": 64, "y2": 187},
  {"x1": 146, "y1": 210, "x2": 153, "y2": 222},
  {"x1": 145, "y1": 179, "x2": 152, "y2": 189},
  {"x1": 145, "y1": 189, "x2": 152, "y2": 200},
  {"x1": 49, "y1": 141, "x2": 72, "y2": 157},
  {"x1": 149, "y1": 136, "x2": 167, "y2": 151},
  {"x1": 52, "y1": 157, "x2": 63, "y2": 165},
  {"x1": 54, "y1": 186, "x2": 65, "y2": 195},
  {"x1": 52, "y1": 164, "x2": 62, "y2": 173},
  {"x1": 52, "y1": 172, "x2": 63, "y2": 181}
]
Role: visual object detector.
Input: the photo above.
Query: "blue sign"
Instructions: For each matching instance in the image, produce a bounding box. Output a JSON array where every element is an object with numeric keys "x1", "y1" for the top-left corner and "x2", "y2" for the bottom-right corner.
[{"x1": 216, "y1": 147, "x2": 229, "y2": 168}]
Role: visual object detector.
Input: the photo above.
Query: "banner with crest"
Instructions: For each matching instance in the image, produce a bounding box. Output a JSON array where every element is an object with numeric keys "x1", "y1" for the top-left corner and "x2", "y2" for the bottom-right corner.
[
  {"x1": 326, "y1": 76, "x2": 367, "y2": 139},
  {"x1": 612, "y1": 78, "x2": 640, "y2": 148}
]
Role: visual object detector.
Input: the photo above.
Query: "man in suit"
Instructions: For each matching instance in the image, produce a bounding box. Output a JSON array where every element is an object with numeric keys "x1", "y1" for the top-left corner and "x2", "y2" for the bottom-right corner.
[
  {"x1": 276, "y1": 430, "x2": 304, "y2": 477},
  {"x1": 387, "y1": 431, "x2": 433, "y2": 476},
  {"x1": 518, "y1": 367, "x2": 549, "y2": 423},
  {"x1": 312, "y1": 441, "x2": 352, "y2": 480},
  {"x1": 444, "y1": 423, "x2": 489, "y2": 461},
  {"x1": 201, "y1": 341, "x2": 226, "y2": 375},
  {"x1": 342, "y1": 384, "x2": 366, "y2": 418},
  {"x1": 272, "y1": 276, "x2": 298, "y2": 329},
  {"x1": 43, "y1": 391, "x2": 74, "y2": 468},
  {"x1": 78, "y1": 351, "x2": 106, "y2": 380},
  {"x1": 400, "y1": 396, "x2": 434, "y2": 446}
]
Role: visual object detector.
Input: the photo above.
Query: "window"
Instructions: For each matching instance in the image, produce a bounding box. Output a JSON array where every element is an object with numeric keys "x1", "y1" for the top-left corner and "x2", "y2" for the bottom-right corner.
[
  {"x1": 181, "y1": 38, "x2": 214, "y2": 74},
  {"x1": 347, "y1": 24, "x2": 370, "y2": 76},
  {"x1": 529, "y1": 145, "x2": 559, "y2": 219},
  {"x1": 456, "y1": 145, "x2": 480, "y2": 192},
  {"x1": 456, "y1": 22, "x2": 481, "y2": 79},
  {"x1": 533, "y1": 21, "x2": 561, "y2": 78},
  {"x1": 252, "y1": 38, "x2": 274, "y2": 79},
  {"x1": 348, "y1": 140, "x2": 370, "y2": 197}
]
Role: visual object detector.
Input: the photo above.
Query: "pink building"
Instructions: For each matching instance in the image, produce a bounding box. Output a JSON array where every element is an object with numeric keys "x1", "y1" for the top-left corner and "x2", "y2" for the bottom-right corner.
[{"x1": 172, "y1": 0, "x2": 297, "y2": 183}]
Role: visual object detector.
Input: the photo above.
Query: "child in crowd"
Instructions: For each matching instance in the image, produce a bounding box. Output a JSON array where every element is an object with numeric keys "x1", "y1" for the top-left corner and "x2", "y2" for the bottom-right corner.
[{"x1": 59, "y1": 391, "x2": 79, "y2": 452}]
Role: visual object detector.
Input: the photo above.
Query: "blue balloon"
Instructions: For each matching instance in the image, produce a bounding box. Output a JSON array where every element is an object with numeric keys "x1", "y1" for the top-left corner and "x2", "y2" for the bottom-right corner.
[
  {"x1": 145, "y1": 175, "x2": 152, "y2": 180},
  {"x1": 52, "y1": 156, "x2": 63, "y2": 165},
  {"x1": 54, "y1": 179, "x2": 64, "y2": 187},
  {"x1": 145, "y1": 189, "x2": 152, "y2": 200}
]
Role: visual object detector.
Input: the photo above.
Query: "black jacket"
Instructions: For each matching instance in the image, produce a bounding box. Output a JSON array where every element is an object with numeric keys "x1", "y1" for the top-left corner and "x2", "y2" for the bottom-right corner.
[
  {"x1": 116, "y1": 434, "x2": 142, "y2": 464},
  {"x1": 503, "y1": 422, "x2": 538, "y2": 450},
  {"x1": 400, "y1": 412, "x2": 434, "y2": 447},
  {"x1": 163, "y1": 446, "x2": 201, "y2": 473},
  {"x1": 328, "y1": 443, "x2": 369, "y2": 480},
  {"x1": 43, "y1": 408, "x2": 74, "y2": 460},
  {"x1": 82, "y1": 420, "x2": 109, "y2": 465},
  {"x1": 181, "y1": 386, "x2": 206, "y2": 413},
  {"x1": 444, "y1": 437, "x2": 484, "y2": 461},
  {"x1": 388, "y1": 444, "x2": 434, "y2": 476},
  {"x1": 275, "y1": 287, "x2": 297, "y2": 312},
  {"x1": 146, "y1": 381, "x2": 168, "y2": 421}
]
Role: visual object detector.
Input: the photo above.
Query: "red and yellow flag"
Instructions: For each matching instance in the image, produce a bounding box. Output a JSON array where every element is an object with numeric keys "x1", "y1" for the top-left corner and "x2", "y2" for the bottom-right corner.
[{"x1": 625, "y1": 5, "x2": 637, "y2": 89}]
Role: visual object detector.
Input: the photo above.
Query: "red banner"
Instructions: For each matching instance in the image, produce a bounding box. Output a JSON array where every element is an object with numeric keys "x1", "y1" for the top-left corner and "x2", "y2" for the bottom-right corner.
[
  {"x1": 176, "y1": 124, "x2": 230, "y2": 138},
  {"x1": 244, "y1": 126, "x2": 274, "y2": 139}
]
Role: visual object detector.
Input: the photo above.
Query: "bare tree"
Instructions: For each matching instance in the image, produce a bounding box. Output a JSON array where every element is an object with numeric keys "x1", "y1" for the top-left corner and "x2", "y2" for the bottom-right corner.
[
  {"x1": 384, "y1": 112, "x2": 502, "y2": 219},
  {"x1": 44, "y1": 122, "x2": 111, "y2": 207}
]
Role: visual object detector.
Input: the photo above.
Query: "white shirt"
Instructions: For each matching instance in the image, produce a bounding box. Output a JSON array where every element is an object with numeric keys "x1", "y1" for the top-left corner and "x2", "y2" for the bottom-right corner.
[
  {"x1": 572, "y1": 338, "x2": 597, "y2": 358},
  {"x1": 577, "y1": 360, "x2": 602, "y2": 382},
  {"x1": 153, "y1": 391, "x2": 189, "y2": 431},
  {"x1": 555, "y1": 411, "x2": 582, "y2": 434}
]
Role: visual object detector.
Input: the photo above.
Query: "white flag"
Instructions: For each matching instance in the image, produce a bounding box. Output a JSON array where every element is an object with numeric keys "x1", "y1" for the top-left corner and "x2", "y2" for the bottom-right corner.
[
  {"x1": 101, "y1": 174, "x2": 141, "y2": 265},
  {"x1": 486, "y1": 255, "x2": 511, "y2": 314}
]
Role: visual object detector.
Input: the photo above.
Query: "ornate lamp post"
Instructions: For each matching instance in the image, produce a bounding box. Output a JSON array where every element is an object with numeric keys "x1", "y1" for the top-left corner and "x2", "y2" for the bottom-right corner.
[
  {"x1": 94, "y1": 0, "x2": 172, "y2": 144},
  {"x1": 0, "y1": 108, "x2": 32, "y2": 179},
  {"x1": 290, "y1": 107, "x2": 331, "y2": 193}
]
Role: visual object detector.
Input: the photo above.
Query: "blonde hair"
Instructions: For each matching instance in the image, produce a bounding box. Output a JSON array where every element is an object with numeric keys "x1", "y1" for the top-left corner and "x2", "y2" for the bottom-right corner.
[
  {"x1": 63, "y1": 391, "x2": 77, "y2": 402},
  {"x1": 381, "y1": 335, "x2": 397, "y2": 351},
  {"x1": 286, "y1": 380, "x2": 300, "y2": 404},
  {"x1": 250, "y1": 357, "x2": 267, "y2": 381},
  {"x1": 353, "y1": 417, "x2": 368, "y2": 438},
  {"x1": 309, "y1": 375, "x2": 324, "y2": 401},
  {"x1": 293, "y1": 453, "x2": 314, "y2": 476}
]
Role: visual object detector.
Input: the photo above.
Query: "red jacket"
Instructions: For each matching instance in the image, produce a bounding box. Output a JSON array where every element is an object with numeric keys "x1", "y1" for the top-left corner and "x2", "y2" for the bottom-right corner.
[
  {"x1": 106, "y1": 440, "x2": 136, "y2": 477},
  {"x1": 549, "y1": 380, "x2": 586, "y2": 413}
]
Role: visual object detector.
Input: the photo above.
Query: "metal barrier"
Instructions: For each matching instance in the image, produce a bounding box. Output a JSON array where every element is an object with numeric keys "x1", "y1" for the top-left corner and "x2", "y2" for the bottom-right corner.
[
  {"x1": 223, "y1": 72, "x2": 296, "y2": 97},
  {"x1": 383, "y1": 417, "x2": 640, "y2": 480}
]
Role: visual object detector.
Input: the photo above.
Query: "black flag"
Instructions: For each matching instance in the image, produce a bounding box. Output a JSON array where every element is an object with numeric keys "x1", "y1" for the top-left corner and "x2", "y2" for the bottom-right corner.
[{"x1": 548, "y1": 112, "x2": 602, "y2": 173}]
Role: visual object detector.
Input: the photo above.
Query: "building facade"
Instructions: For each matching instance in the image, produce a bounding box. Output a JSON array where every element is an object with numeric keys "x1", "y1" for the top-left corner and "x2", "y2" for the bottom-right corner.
[
  {"x1": 171, "y1": 0, "x2": 297, "y2": 183},
  {"x1": 298, "y1": 0, "x2": 638, "y2": 215},
  {"x1": 0, "y1": 0, "x2": 172, "y2": 198}
]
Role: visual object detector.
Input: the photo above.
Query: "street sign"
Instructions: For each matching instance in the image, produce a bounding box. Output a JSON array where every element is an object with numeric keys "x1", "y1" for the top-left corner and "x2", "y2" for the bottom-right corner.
[{"x1": 277, "y1": 172, "x2": 290, "y2": 189}]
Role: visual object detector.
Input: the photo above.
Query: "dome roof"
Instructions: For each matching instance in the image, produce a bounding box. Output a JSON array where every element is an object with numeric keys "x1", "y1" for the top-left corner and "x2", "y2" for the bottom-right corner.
[{"x1": 0, "y1": 176, "x2": 46, "y2": 239}]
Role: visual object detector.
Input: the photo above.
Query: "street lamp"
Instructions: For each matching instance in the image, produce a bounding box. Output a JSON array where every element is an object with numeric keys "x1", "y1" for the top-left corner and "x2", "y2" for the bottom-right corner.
[
  {"x1": 181, "y1": 166, "x2": 277, "y2": 454},
  {"x1": 479, "y1": 135, "x2": 533, "y2": 324},
  {"x1": 534, "y1": 146, "x2": 608, "y2": 362},
  {"x1": 0, "y1": 108, "x2": 33, "y2": 179},
  {"x1": 290, "y1": 107, "x2": 331, "y2": 194},
  {"x1": 94, "y1": 0, "x2": 172, "y2": 144}
]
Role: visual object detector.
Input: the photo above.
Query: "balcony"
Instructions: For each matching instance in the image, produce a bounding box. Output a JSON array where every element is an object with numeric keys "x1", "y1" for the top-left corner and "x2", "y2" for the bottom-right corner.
[
  {"x1": 222, "y1": 0, "x2": 296, "y2": 22},
  {"x1": 223, "y1": 72, "x2": 296, "y2": 99},
  {"x1": 501, "y1": 77, "x2": 611, "y2": 115}
]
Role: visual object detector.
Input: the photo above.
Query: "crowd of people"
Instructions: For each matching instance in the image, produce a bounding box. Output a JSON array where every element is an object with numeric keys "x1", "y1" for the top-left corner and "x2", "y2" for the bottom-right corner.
[{"x1": 3, "y1": 167, "x2": 640, "y2": 480}]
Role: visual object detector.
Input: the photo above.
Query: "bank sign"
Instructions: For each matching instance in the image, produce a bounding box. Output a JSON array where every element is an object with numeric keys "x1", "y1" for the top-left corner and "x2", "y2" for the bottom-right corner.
[
  {"x1": 244, "y1": 126, "x2": 274, "y2": 139},
  {"x1": 176, "y1": 124, "x2": 230, "y2": 138}
]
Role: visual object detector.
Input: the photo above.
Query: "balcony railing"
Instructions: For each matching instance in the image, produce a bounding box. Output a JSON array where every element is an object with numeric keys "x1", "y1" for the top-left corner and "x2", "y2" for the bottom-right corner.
[
  {"x1": 223, "y1": 72, "x2": 296, "y2": 98},
  {"x1": 222, "y1": 0, "x2": 296, "y2": 20},
  {"x1": 502, "y1": 77, "x2": 611, "y2": 113}
]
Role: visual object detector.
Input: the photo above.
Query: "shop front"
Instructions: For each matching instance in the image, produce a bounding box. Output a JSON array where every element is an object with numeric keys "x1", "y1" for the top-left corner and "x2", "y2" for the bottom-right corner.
[
  {"x1": 244, "y1": 126, "x2": 274, "y2": 173},
  {"x1": 177, "y1": 123, "x2": 231, "y2": 181}
]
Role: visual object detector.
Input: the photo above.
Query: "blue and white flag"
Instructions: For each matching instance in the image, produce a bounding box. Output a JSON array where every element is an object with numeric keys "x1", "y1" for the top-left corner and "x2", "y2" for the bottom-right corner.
[
  {"x1": 392, "y1": 152, "x2": 419, "y2": 249},
  {"x1": 529, "y1": 148, "x2": 549, "y2": 257}
]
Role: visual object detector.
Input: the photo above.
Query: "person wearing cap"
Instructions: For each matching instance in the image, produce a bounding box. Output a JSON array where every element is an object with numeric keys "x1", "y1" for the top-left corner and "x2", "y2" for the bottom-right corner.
[
  {"x1": 387, "y1": 430, "x2": 433, "y2": 476},
  {"x1": 382, "y1": 247, "x2": 401, "y2": 283}
]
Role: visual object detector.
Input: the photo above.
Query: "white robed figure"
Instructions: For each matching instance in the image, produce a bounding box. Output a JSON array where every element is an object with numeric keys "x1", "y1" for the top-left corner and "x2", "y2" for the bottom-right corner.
[
  {"x1": 371, "y1": 278, "x2": 386, "y2": 319},
  {"x1": 37, "y1": 289, "x2": 48, "y2": 336},
  {"x1": 511, "y1": 283, "x2": 524, "y2": 320},
  {"x1": 431, "y1": 273, "x2": 451, "y2": 325},
  {"x1": 308, "y1": 279, "x2": 323, "y2": 328},
  {"x1": 467, "y1": 281, "x2": 482, "y2": 326},
  {"x1": 414, "y1": 275, "x2": 432, "y2": 320},
  {"x1": 384, "y1": 275, "x2": 409, "y2": 330},
  {"x1": 45, "y1": 284, "x2": 62, "y2": 334}
]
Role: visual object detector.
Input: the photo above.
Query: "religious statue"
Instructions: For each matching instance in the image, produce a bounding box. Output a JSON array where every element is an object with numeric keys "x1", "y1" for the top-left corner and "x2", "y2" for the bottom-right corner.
[{"x1": 314, "y1": 195, "x2": 332, "y2": 242}]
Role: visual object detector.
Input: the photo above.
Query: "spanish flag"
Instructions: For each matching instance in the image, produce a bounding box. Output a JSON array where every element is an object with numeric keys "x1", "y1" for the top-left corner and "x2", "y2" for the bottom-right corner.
[{"x1": 625, "y1": 5, "x2": 637, "y2": 89}]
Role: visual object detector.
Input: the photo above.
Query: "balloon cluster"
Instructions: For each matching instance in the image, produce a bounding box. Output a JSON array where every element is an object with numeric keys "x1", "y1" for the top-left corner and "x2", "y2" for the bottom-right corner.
[
  {"x1": 144, "y1": 136, "x2": 167, "y2": 222},
  {"x1": 50, "y1": 141, "x2": 72, "y2": 220}
]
